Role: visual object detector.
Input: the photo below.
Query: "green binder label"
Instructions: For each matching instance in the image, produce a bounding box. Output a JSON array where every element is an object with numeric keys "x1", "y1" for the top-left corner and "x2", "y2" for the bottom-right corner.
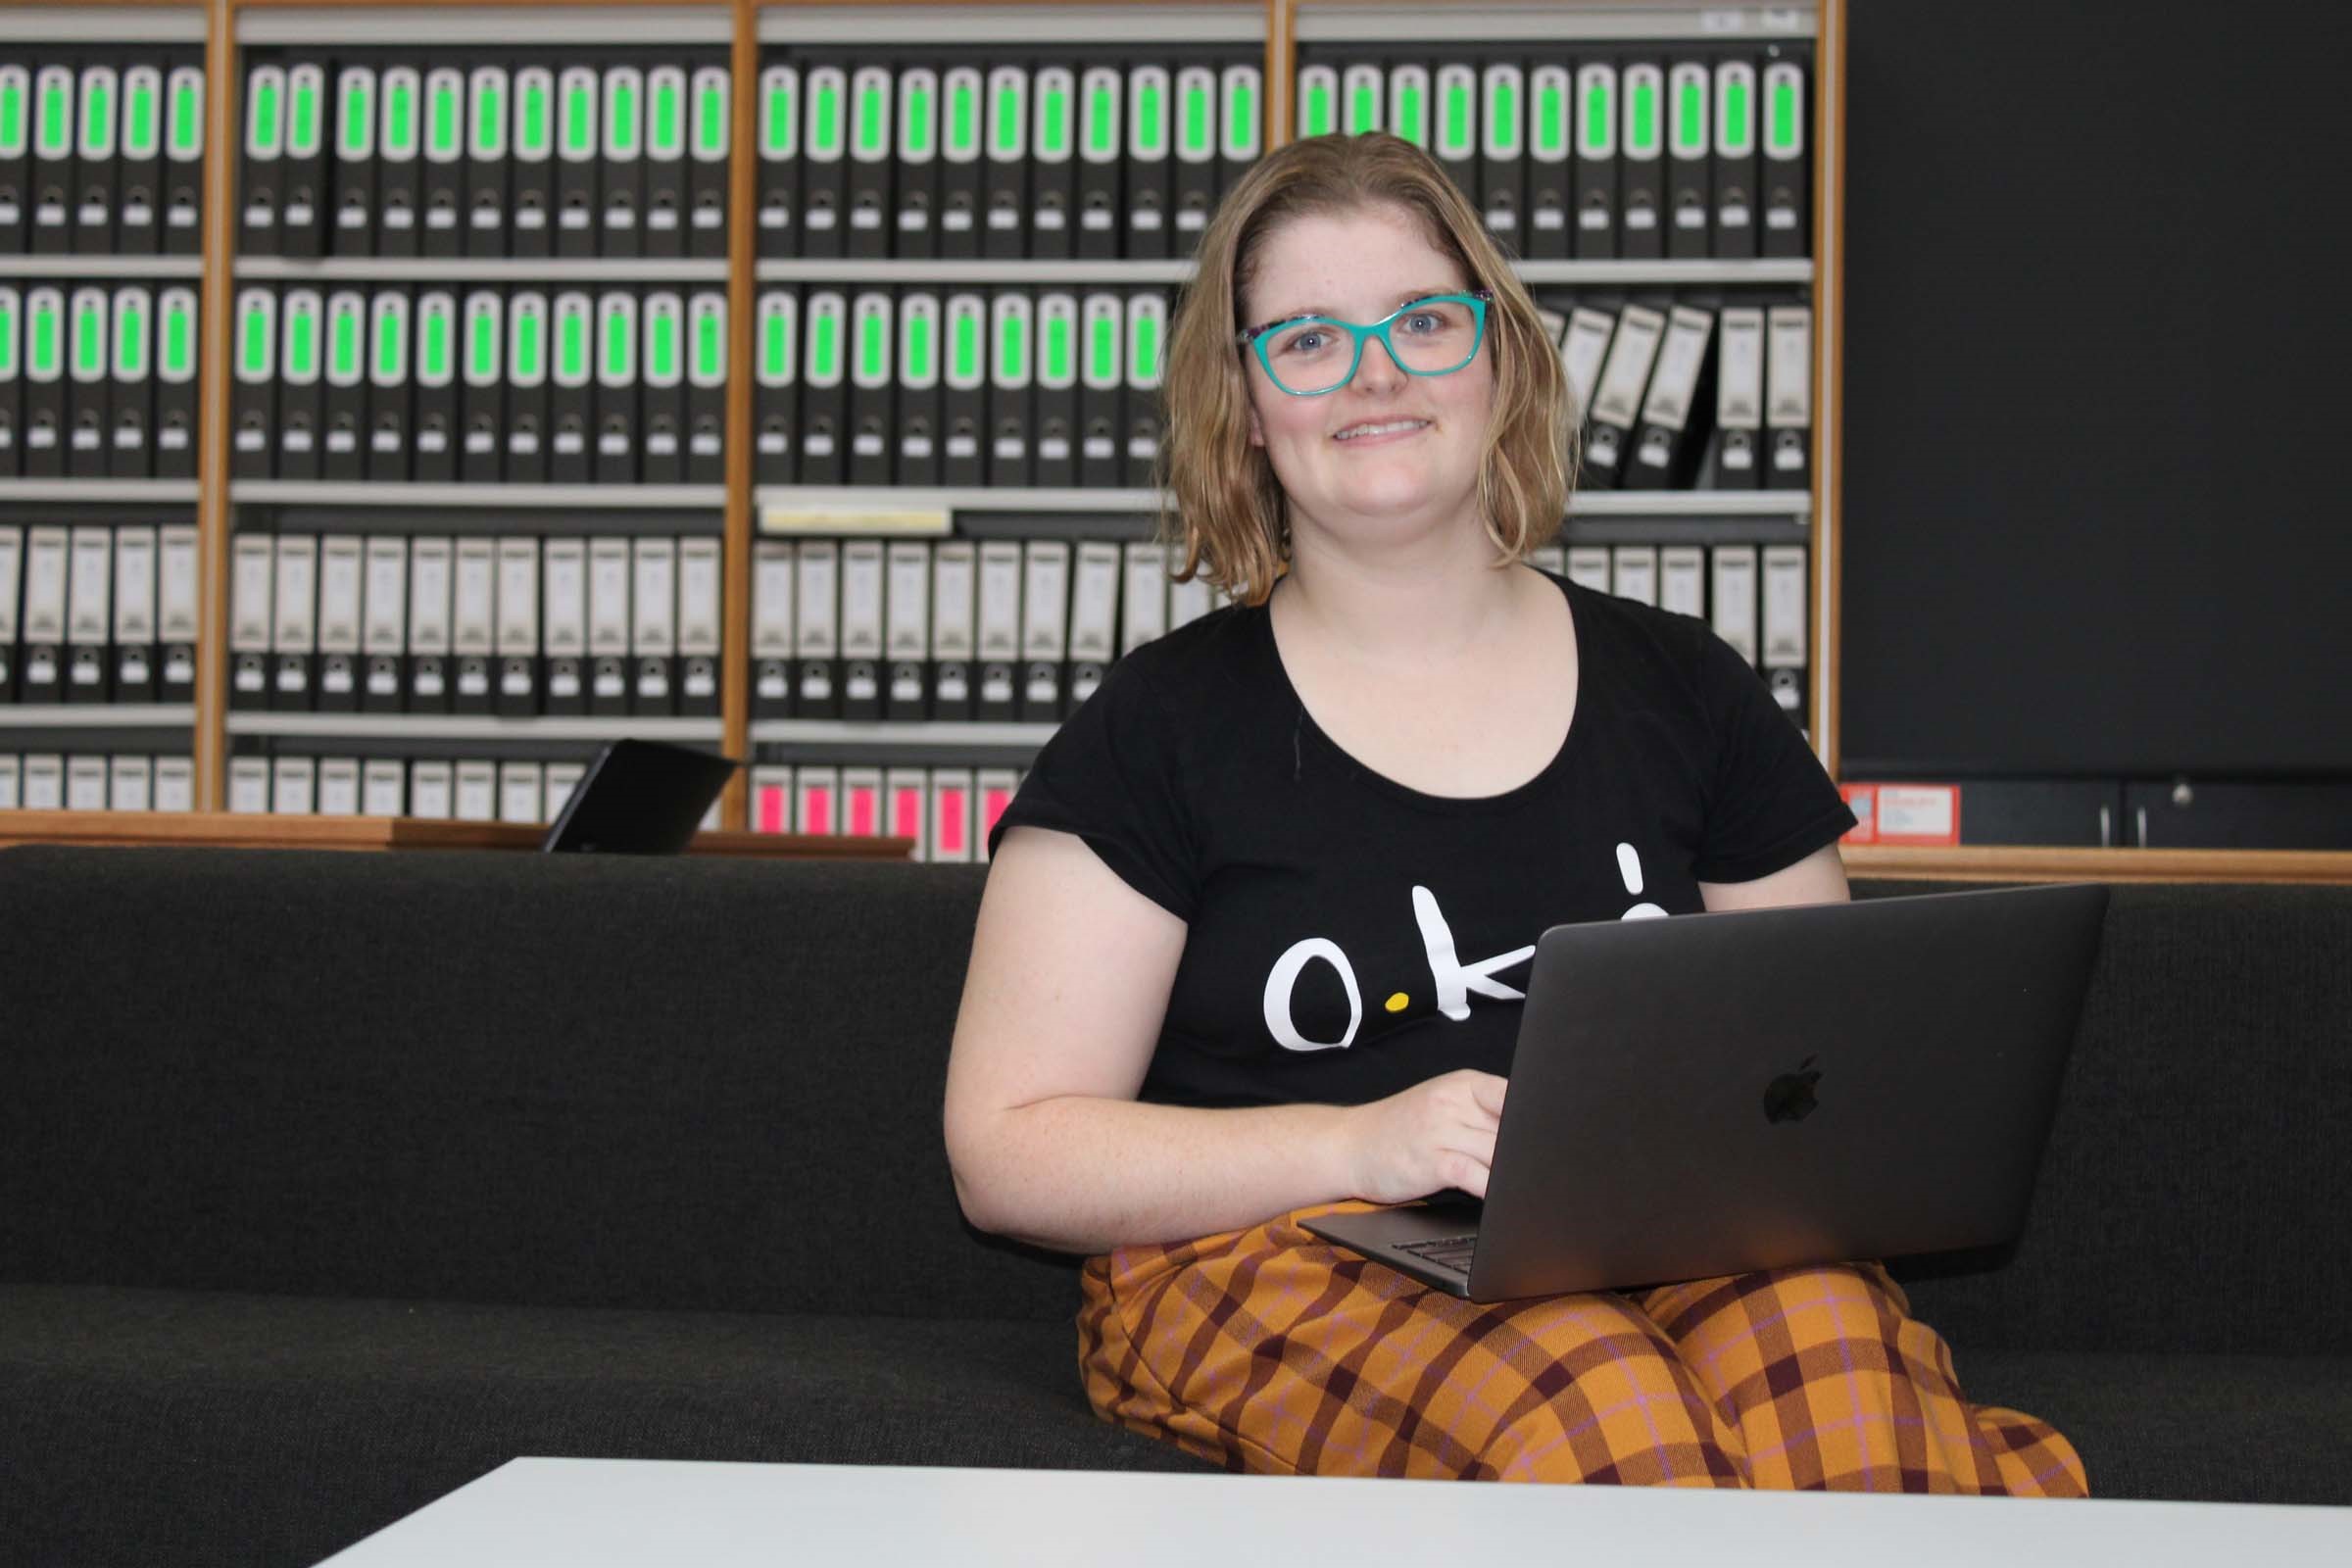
[
  {"x1": 163, "y1": 299, "x2": 193, "y2": 378},
  {"x1": 1039, "y1": 79, "x2": 1070, "y2": 159},
  {"x1": 650, "y1": 307, "x2": 680, "y2": 379},
  {"x1": 170, "y1": 73, "x2": 202, "y2": 158},
  {"x1": 856, "y1": 79, "x2": 886, "y2": 156},
  {"x1": 1086, "y1": 80, "x2": 1115, "y2": 156},
  {"x1": 74, "y1": 298, "x2": 104, "y2": 379},
  {"x1": 811, "y1": 307, "x2": 841, "y2": 381},
  {"x1": 696, "y1": 308, "x2": 723, "y2": 380},
  {"x1": 29, "y1": 296, "x2": 61, "y2": 376},
  {"x1": 652, "y1": 74, "x2": 683, "y2": 158},
  {"x1": 82, "y1": 74, "x2": 115, "y2": 153},
  {"x1": 1044, "y1": 311, "x2": 1072, "y2": 382},
  {"x1": 287, "y1": 301, "x2": 318, "y2": 378},
  {"x1": 1183, "y1": 78, "x2": 1212, "y2": 155},
  {"x1": 238, "y1": 298, "x2": 269, "y2": 378},
  {"x1": 949, "y1": 77, "x2": 978, "y2": 157},
  {"x1": 519, "y1": 75, "x2": 550, "y2": 157},
  {"x1": 695, "y1": 77, "x2": 727, "y2": 159},
  {"x1": 126, "y1": 75, "x2": 159, "y2": 158},
  {"x1": 1088, "y1": 312, "x2": 1115, "y2": 384},
  {"x1": 1348, "y1": 78, "x2": 1379, "y2": 136},
  {"x1": 387, "y1": 76, "x2": 418, "y2": 156},
  {"x1": 953, "y1": 309, "x2": 979, "y2": 382},
  {"x1": 421, "y1": 308, "x2": 453, "y2": 381},
  {"x1": 332, "y1": 304, "x2": 361, "y2": 381},
  {"x1": 513, "y1": 307, "x2": 545, "y2": 381},
  {"x1": 563, "y1": 80, "x2": 594, "y2": 156},
  {"x1": 1300, "y1": 74, "x2": 1334, "y2": 138},
  {"x1": 762, "y1": 304, "x2": 794, "y2": 381},
  {"x1": 117, "y1": 301, "x2": 149, "y2": 378},
  {"x1": 289, "y1": 73, "x2": 318, "y2": 157},
  {"x1": 1535, "y1": 81, "x2": 1566, "y2": 158},
  {"x1": 429, "y1": 78, "x2": 460, "y2": 157},
  {"x1": 763, "y1": 75, "x2": 797, "y2": 159},
  {"x1": 0, "y1": 76, "x2": 24, "y2": 158},
  {"x1": 248, "y1": 73, "x2": 281, "y2": 157},
  {"x1": 811, "y1": 77, "x2": 843, "y2": 159}
]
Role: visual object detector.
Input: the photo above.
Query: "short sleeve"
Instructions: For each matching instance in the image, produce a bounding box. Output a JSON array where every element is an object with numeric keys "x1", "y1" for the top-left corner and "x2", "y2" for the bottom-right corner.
[
  {"x1": 985, "y1": 656, "x2": 1200, "y2": 920},
  {"x1": 1690, "y1": 625, "x2": 1859, "y2": 884}
]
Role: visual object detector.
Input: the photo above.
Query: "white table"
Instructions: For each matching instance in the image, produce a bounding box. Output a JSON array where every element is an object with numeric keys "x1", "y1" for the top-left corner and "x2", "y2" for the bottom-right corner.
[{"x1": 318, "y1": 1457, "x2": 2352, "y2": 1565}]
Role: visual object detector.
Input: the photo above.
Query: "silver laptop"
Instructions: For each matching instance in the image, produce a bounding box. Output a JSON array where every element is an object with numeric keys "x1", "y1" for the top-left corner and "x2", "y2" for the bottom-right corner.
[{"x1": 1302, "y1": 883, "x2": 2110, "y2": 1302}]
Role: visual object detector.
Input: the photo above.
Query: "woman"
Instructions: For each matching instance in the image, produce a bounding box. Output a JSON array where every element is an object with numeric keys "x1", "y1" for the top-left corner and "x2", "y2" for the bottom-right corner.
[{"x1": 942, "y1": 132, "x2": 2084, "y2": 1494}]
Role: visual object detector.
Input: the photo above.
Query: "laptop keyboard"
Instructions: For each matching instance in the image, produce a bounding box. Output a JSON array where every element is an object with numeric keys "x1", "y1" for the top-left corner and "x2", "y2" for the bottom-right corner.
[{"x1": 1396, "y1": 1236, "x2": 1478, "y2": 1276}]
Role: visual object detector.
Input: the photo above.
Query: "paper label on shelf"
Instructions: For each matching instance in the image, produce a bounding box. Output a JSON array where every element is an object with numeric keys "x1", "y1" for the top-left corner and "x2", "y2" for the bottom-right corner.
[{"x1": 1838, "y1": 784, "x2": 1962, "y2": 848}]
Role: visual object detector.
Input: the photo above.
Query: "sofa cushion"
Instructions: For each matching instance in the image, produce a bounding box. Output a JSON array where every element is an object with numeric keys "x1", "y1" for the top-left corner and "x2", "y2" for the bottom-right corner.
[
  {"x1": 1950, "y1": 1348, "x2": 2352, "y2": 1507},
  {"x1": 0, "y1": 1283, "x2": 1211, "y2": 1568}
]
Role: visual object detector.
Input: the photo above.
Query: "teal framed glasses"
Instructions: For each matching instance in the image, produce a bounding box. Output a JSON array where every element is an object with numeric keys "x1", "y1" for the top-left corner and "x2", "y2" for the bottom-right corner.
[{"x1": 1238, "y1": 288, "x2": 1494, "y2": 397}]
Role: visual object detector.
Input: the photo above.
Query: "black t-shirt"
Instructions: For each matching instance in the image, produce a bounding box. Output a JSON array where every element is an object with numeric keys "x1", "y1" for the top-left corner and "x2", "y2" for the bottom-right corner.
[{"x1": 988, "y1": 568, "x2": 1858, "y2": 1110}]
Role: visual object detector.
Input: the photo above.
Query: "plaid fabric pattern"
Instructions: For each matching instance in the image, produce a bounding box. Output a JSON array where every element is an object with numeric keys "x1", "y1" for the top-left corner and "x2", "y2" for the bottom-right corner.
[{"x1": 1079, "y1": 1200, "x2": 2086, "y2": 1493}]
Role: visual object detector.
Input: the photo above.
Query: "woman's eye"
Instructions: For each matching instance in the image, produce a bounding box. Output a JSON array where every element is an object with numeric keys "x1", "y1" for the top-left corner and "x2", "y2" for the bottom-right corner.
[
  {"x1": 1401, "y1": 313, "x2": 1439, "y2": 334},
  {"x1": 1281, "y1": 330, "x2": 1326, "y2": 355}
]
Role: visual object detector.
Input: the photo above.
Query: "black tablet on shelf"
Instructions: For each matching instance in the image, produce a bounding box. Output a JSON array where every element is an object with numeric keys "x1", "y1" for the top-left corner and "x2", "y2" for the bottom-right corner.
[{"x1": 540, "y1": 739, "x2": 741, "y2": 855}]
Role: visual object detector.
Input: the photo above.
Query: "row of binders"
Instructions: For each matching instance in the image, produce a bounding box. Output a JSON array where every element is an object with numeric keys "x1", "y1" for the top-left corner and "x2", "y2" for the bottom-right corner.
[
  {"x1": 754, "y1": 51, "x2": 1262, "y2": 260},
  {"x1": 221, "y1": 753, "x2": 715, "y2": 827},
  {"x1": 754, "y1": 286, "x2": 1165, "y2": 490},
  {"x1": 230, "y1": 531, "x2": 721, "y2": 717},
  {"x1": 0, "y1": 752, "x2": 196, "y2": 813},
  {"x1": 0, "y1": 284, "x2": 202, "y2": 479},
  {"x1": 748, "y1": 763, "x2": 1020, "y2": 861},
  {"x1": 1294, "y1": 44, "x2": 1811, "y2": 259},
  {"x1": 237, "y1": 51, "x2": 730, "y2": 260},
  {"x1": 746, "y1": 537, "x2": 1811, "y2": 729},
  {"x1": 0, "y1": 523, "x2": 199, "y2": 706},
  {"x1": 1541, "y1": 293, "x2": 1811, "y2": 491},
  {"x1": 230, "y1": 285, "x2": 725, "y2": 485},
  {"x1": 0, "y1": 55, "x2": 208, "y2": 255}
]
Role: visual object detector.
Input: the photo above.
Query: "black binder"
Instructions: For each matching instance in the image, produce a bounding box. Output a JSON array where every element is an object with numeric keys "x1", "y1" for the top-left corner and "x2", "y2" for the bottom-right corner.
[
  {"x1": 1031, "y1": 291, "x2": 1079, "y2": 490},
  {"x1": 0, "y1": 64, "x2": 28, "y2": 253},
  {"x1": 941, "y1": 291, "x2": 986, "y2": 488},
  {"x1": 1074, "y1": 64, "x2": 1122, "y2": 261},
  {"x1": 366, "y1": 286, "x2": 413, "y2": 481},
  {"x1": 598, "y1": 64, "x2": 645, "y2": 258},
  {"x1": 0, "y1": 286, "x2": 22, "y2": 476},
  {"x1": 460, "y1": 288, "x2": 504, "y2": 484},
  {"x1": 980, "y1": 64, "x2": 1025, "y2": 259},
  {"x1": 504, "y1": 289, "x2": 550, "y2": 483},
  {"x1": 1627, "y1": 300, "x2": 1717, "y2": 490},
  {"x1": 1478, "y1": 58, "x2": 1528, "y2": 250},
  {"x1": 64, "y1": 286, "x2": 109, "y2": 477},
  {"x1": 20, "y1": 287, "x2": 65, "y2": 477},
  {"x1": 1217, "y1": 61, "x2": 1261, "y2": 201},
  {"x1": 1124, "y1": 63, "x2": 1172, "y2": 261},
  {"x1": 1124, "y1": 291, "x2": 1166, "y2": 491},
  {"x1": 1710, "y1": 55, "x2": 1760, "y2": 261},
  {"x1": 756, "y1": 61, "x2": 799, "y2": 258},
  {"x1": 1619, "y1": 57, "x2": 1665, "y2": 259},
  {"x1": 687, "y1": 64, "x2": 729, "y2": 259},
  {"x1": 685, "y1": 290, "x2": 726, "y2": 486},
  {"x1": 162, "y1": 64, "x2": 204, "y2": 255},
  {"x1": 642, "y1": 64, "x2": 687, "y2": 258},
  {"x1": 152, "y1": 286, "x2": 199, "y2": 479},
  {"x1": 116, "y1": 63, "x2": 164, "y2": 255},
  {"x1": 548, "y1": 289, "x2": 594, "y2": 483},
  {"x1": 237, "y1": 62, "x2": 286, "y2": 255},
  {"x1": 1433, "y1": 62, "x2": 1479, "y2": 205},
  {"x1": 986, "y1": 290, "x2": 1032, "y2": 487},
  {"x1": 1170, "y1": 63, "x2": 1217, "y2": 256},
  {"x1": 1665, "y1": 59, "x2": 1713, "y2": 259},
  {"x1": 108, "y1": 287, "x2": 154, "y2": 478},
  {"x1": 1029, "y1": 63, "x2": 1077, "y2": 259},
  {"x1": 331, "y1": 63, "x2": 377, "y2": 253},
  {"x1": 755, "y1": 288, "x2": 798, "y2": 485},
  {"x1": 893, "y1": 63, "x2": 940, "y2": 260},
  {"x1": 799, "y1": 60, "x2": 848, "y2": 259},
  {"x1": 844, "y1": 64, "x2": 892, "y2": 259},
  {"x1": 847, "y1": 289, "x2": 893, "y2": 486},
  {"x1": 1077, "y1": 291, "x2": 1119, "y2": 490},
  {"x1": 510, "y1": 65, "x2": 555, "y2": 257},
  {"x1": 320, "y1": 289, "x2": 369, "y2": 480},
  {"x1": 279, "y1": 61, "x2": 327, "y2": 258},
  {"x1": 230, "y1": 286, "x2": 276, "y2": 480},
  {"x1": 71, "y1": 63, "x2": 120, "y2": 254},
  {"x1": 273, "y1": 287, "x2": 324, "y2": 481},
  {"x1": 592, "y1": 288, "x2": 639, "y2": 484},
  {"x1": 1525, "y1": 63, "x2": 1572, "y2": 260},
  {"x1": 1760, "y1": 49, "x2": 1809, "y2": 258},
  {"x1": 938, "y1": 65, "x2": 984, "y2": 258},
  {"x1": 375, "y1": 64, "x2": 422, "y2": 256},
  {"x1": 464, "y1": 64, "x2": 511, "y2": 256},
  {"x1": 797, "y1": 288, "x2": 846, "y2": 485},
  {"x1": 27, "y1": 65, "x2": 72, "y2": 254},
  {"x1": 554, "y1": 64, "x2": 599, "y2": 258},
  {"x1": 893, "y1": 289, "x2": 941, "y2": 488},
  {"x1": 1573, "y1": 61, "x2": 1618, "y2": 258},
  {"x1": 638, "y1": 289, "x2": 686, "y2": 484},
  {"x1": 409, "y1": 289, "x2": 459, "y2": 483},
  {"x1": 418, "y1": 66, "x2": 466, "y2": 258}
]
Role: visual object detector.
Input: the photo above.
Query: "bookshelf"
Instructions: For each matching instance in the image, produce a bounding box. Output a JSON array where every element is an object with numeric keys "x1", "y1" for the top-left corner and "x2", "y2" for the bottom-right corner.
[{"x1": 12, "y1": 0, "x2": 2312, "y2": 878}]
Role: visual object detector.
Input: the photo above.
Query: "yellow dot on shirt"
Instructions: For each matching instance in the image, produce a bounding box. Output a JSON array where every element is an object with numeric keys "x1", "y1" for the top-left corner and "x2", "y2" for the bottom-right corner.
[{"x1": 1386, "y1": 993, "x2": 1410, "y2": 1013}]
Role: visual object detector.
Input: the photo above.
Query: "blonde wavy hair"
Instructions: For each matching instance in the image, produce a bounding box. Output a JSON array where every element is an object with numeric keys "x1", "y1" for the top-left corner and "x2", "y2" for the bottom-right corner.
[{"x1": 1156, "y1": 132, "x2": 1573, "y2": 606}]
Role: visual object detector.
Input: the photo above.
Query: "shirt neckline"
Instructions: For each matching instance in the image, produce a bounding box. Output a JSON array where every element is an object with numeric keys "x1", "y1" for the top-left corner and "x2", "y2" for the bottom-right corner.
[{"x1": 1258, "y1": 566, "x2": 1584, "y2": 814}]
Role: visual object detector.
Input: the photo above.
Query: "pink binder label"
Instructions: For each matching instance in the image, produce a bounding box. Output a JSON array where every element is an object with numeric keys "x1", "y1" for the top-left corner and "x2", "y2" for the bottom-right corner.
[{"x1": 939, "y1": 789, "x2": 966, "y2": 854}]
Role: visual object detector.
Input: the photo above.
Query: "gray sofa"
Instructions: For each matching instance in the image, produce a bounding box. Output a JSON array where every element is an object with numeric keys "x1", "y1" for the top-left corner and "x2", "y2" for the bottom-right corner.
[{"x1": 0, "y1": 846, "x2": 2345, "y2": 1566}]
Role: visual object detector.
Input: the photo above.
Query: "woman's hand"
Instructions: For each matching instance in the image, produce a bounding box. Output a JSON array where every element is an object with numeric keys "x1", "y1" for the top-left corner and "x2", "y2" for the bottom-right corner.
[{"x1": 1333, "y1": 1069, "x2": 1509, "y2": 1204}]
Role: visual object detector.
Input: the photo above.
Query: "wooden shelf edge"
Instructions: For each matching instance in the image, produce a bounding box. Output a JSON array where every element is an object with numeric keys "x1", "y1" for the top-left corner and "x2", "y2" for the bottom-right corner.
[
  {"x1": 0, "y1": 809, "x2": 913, "y2": 858},
  {"x1": 1843, "y1": 844, "x2": 2352, "y2": 886}
]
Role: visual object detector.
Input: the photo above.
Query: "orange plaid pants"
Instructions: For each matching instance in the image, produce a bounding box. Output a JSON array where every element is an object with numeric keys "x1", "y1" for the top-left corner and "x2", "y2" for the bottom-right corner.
[{"x1": 1079, "y1": 1200, "x2": 2086, "y2": 1492}]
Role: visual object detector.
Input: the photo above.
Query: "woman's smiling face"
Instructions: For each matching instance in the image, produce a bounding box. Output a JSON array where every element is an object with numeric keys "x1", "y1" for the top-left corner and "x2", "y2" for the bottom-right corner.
[{"x1": 1240, "y1": 202, "x2": 1495, "y2": 546}]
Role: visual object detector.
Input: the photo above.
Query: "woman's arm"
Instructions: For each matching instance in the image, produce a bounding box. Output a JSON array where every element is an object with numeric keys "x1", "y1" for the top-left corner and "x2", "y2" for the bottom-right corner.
[{"x1": 944, "y1": 826, "x2": 1507, "y2": 1255}]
